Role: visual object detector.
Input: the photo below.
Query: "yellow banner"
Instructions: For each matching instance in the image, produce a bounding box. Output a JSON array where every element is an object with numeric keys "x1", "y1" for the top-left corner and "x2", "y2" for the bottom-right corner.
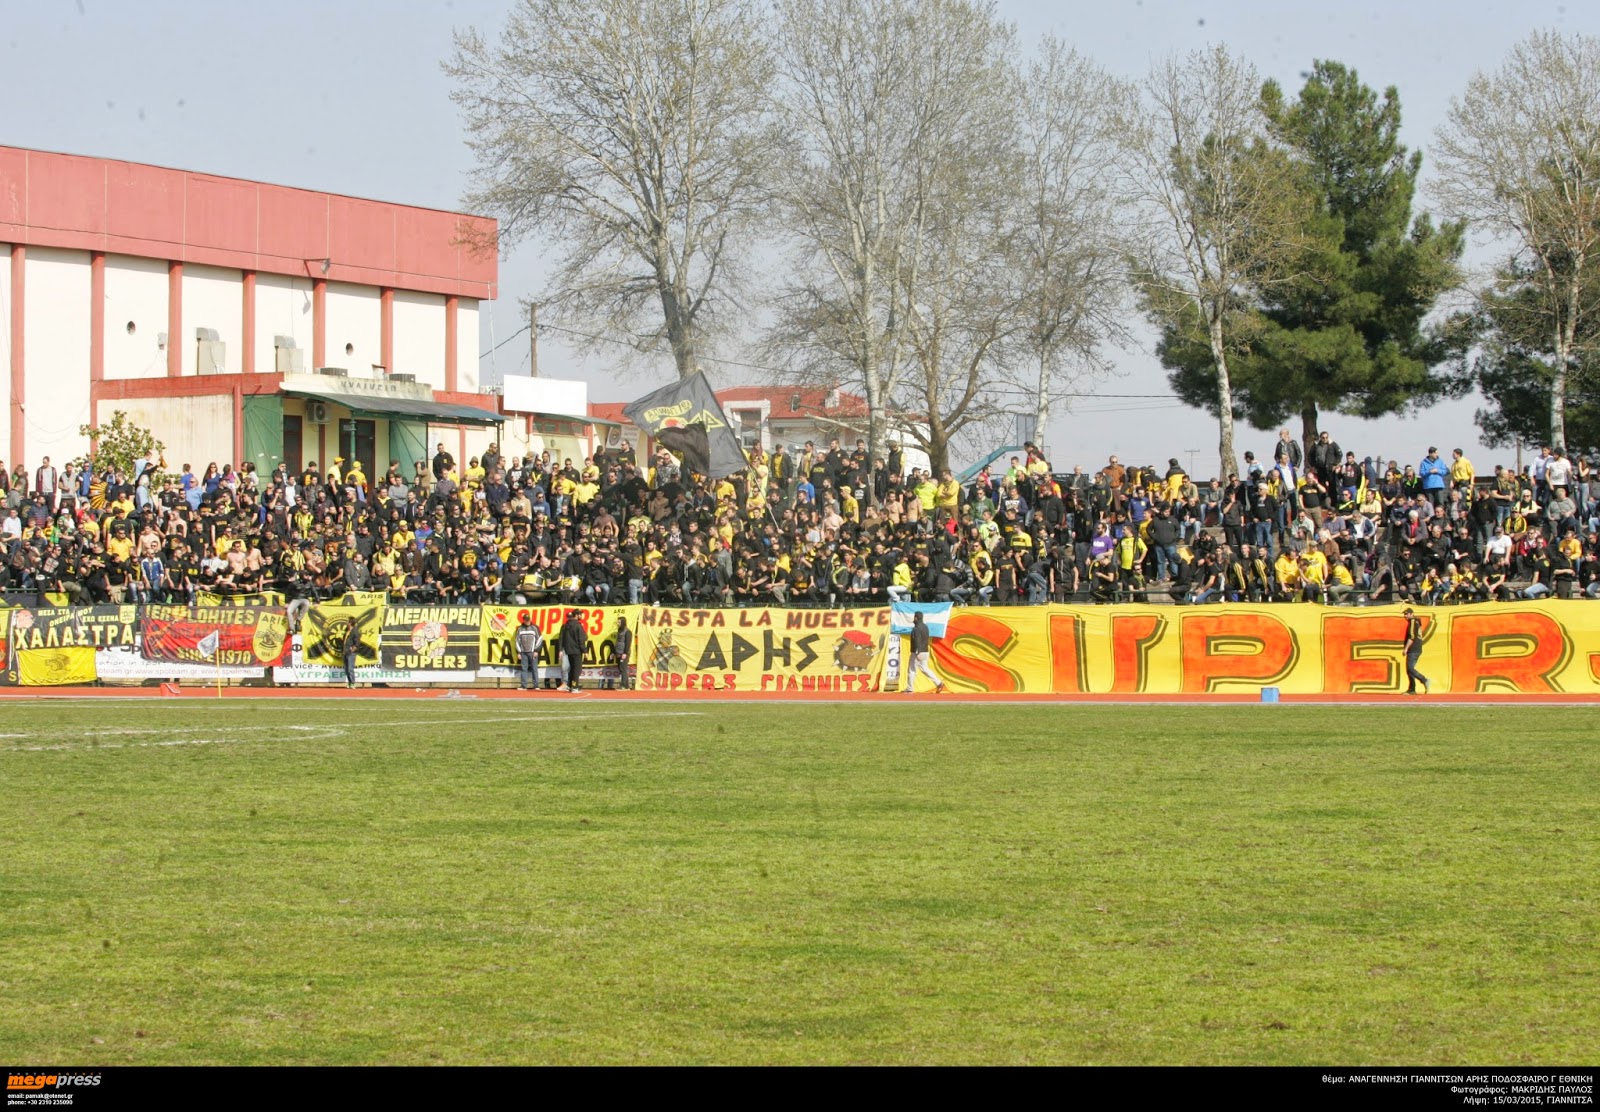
[
  {"x1": 301, "y1": 600, "x2": 385, "y2": 667},
  {"x1": 17, "y1": 647, "x2": 96, "y2": 686},
  {"x1": 196, "y1": 590, "x2": 287, "y2": 608},
  {"x1": 479, "y1": 604, "x2": 638, "y2": 676},
  {"x1": 636, "y1": 606, "x2": 891, "y2": 692},
  {"x1": 332, "y1": 591, "x2": 389, "y2": 609},
  {"x1": 905, "y1": 602, "x2": 1600, "y2": 695},
  {"x1": 636, "y1": 602, "x2": 1600, "y2": 695}
]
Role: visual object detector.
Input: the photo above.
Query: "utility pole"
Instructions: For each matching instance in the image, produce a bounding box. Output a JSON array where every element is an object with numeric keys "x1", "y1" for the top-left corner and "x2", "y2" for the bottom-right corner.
[{"x1": 529, "y1": 303, "x2": 540, "y2": 379}]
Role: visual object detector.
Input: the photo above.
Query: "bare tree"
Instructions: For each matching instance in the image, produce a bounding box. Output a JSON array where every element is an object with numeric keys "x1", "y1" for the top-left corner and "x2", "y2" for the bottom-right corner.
[
  {"x1": 1118, "y1": 46, "x2": 1312, "y2": 480},
  {"x1": 1013, "y1": 39, "x2": 1132, "y2": 446},
  {"x1": 767, "y1": 0, "x2": 1017, "y2": 483},
  {"x1": 897, "y1": 189, "x2": 1021, "y2": 474},
  {"x1": 447, "y1": 0, "x2": 772, "y2": 379},
  {"x1": 1433, "y1": 30, "x2": 1600, "y2": 451}
]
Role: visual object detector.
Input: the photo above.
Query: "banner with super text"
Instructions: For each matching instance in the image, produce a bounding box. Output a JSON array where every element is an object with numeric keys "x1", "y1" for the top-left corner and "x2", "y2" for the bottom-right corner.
[
  {"x1": 379, "y1": 603, "x2": 485, "y2": 672},
  {"x1": 636, "y1": 606, "x2": 892, "y2": 693},
  {"x1": 140, "y1": 605, "x2": 292, "y2": 667},
  {"x1": 888, "y1": 601, "x2": 1600, "y2": 695},
  {"x1": 478, "y1": 603, "x2": 639, "y2": 683}
]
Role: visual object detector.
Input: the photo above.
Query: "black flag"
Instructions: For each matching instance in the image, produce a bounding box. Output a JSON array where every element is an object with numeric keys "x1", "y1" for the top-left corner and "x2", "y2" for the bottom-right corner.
[{"x1": 622, "y1": 371, "x2": 746, "y2": 479}]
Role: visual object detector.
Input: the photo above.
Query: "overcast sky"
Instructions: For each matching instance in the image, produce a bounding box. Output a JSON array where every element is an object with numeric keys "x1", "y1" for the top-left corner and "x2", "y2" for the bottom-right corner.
[{"x1": 4, "y1": 0, "x2": 1596, "y2": 473}]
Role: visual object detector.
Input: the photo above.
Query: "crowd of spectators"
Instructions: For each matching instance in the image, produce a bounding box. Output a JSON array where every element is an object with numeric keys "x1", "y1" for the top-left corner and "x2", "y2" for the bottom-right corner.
[{"x1": 3, "y1": 424, "x2": 1600, "y2": 610}]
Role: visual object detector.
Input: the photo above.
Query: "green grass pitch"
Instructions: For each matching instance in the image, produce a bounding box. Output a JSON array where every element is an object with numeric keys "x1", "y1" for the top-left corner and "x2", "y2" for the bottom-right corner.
[{"x1": 1, "y1": 700, "x2": 1595, "y2": 1065}]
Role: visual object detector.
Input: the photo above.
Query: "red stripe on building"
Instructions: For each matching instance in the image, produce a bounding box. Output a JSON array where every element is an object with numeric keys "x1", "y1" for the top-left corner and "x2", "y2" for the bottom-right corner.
[
  {"x1": 9, "y1": 245, "x2": 24, "y2": 465},
  {"x1": 241, "y1": 270, "x2": 256, "y2": 375},
  {"x1": 444, "y1": 294, "x2": 458, "y2": 393},
  {"x1": 89, "y1": 251, "x2": 105, "y2": 384},
  {"x1": 167, "y1": 260, "x2": 183, "y2": 377},
  {"x1": 312, "y1": 277, "x2": 326, "y2": 370},
  {"x1": 380, "y1": 287, "x2": 394, "y2": 374}
]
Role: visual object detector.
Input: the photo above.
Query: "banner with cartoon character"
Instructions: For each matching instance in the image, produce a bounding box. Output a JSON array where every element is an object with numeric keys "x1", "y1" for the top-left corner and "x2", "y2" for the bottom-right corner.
[
  {"x1": 635, "y1": 606, "x2": 892, "y2": 693},
  {"x1": 380, "y1": 604, "x2": 483, "y2": 672}
]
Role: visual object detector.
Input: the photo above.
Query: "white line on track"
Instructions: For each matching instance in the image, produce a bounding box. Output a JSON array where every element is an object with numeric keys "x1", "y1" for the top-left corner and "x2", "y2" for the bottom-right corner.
[
  {"x1": 2, "y1": 729, "x2": 349, "y2": 752},
  {"x1": 79, "y1": 724, "x2": 334, "y2": 737},
  {"x1": 378, "y1": 712, "x2": 706, "y2": 726},
  {"x1": 0, "y1": 711, "x2": 706, "y2": 752}
]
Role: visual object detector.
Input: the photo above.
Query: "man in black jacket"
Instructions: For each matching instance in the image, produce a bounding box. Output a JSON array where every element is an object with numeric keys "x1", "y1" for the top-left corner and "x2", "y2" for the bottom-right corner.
[
  {"x1": 613, "y1": 616, "x2": 633, "y2": 690},
  {"x1": 559, "y1": 610, "x2": 588, "y2": 693},
  {"x1": 904, "y1": 612, "x2": 946, "y2": 695}
]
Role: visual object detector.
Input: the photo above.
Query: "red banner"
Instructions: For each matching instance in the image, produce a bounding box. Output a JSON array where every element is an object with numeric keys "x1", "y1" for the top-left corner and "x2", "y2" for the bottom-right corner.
[{"x1": 140, "y1": 606, "x2": 292, "y2": 667}]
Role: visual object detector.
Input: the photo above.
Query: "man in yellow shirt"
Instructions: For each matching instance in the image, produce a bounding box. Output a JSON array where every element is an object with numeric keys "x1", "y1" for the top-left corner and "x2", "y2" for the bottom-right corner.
[
  {"x1": 1114, "y1": 530, "x2": 1146, "y2": 596},
  {"x1": 935, "y1": 470, "x2": 961, "y2": 519},
  {"x1": 1299, "y1": 551, "x2": 1329, "y2": 602},
  {"x1": 888, "y1": 555, "x2": 914, "y2": 602},
  {"x1": 1274, "y1": 551, "x2": 1302, "y2": 601},
  {"x1": 105, "y1": 525, "x2": 134, "y2": 563},
  {"x1": 1450, "y1": 448, "x2": 1475, "y2": 493}
]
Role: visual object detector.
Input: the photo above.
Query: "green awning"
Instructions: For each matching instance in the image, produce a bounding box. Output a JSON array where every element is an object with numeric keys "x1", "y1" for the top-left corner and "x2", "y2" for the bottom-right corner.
[{"x1": 286, "y1": 389, "x2": 504, "y2": 426}]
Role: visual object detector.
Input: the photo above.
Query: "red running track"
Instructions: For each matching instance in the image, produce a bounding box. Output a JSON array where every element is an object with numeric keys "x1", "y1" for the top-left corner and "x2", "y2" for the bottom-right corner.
[{"x1": 0, "y1": 686, "x2": 1596, "y2": 705}]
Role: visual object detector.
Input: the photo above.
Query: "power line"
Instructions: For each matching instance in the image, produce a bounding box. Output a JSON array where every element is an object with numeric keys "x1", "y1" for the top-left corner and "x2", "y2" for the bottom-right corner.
[{"x1": 478, "y1": 322, "x2": 531, "y2": 361}]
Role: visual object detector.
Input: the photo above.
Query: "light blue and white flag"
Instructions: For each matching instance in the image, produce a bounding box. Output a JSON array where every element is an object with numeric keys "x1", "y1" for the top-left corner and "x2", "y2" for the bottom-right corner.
[{"x1": 889, "y1": 602, "x2": 952, "y2": 638}]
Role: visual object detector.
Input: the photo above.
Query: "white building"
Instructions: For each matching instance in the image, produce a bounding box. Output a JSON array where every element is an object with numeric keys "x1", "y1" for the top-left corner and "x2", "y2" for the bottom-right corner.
[{"x1": 0, "y1": 145, "x2": 503, "y2": 481}]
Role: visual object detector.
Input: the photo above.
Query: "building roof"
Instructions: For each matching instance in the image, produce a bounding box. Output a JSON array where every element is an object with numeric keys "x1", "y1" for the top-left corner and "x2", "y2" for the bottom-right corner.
[
  {"x1": 0, "y1": 145, "x2": 497, "y2": 300},
  {"x1": 585, "y1": 402, "x2": 631, "y2": 428},
  {"x1": 716, "y1": 386, "x2": 870, "y2": 421},
  {"x1": 591, "y1": 388, "x2": 915, "y2": 431}
]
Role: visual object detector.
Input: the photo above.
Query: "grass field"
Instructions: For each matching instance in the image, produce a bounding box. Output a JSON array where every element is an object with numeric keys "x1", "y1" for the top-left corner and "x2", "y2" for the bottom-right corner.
[{"x1": 1, "y1": 699, "x2": 1595, "y2": 1065}]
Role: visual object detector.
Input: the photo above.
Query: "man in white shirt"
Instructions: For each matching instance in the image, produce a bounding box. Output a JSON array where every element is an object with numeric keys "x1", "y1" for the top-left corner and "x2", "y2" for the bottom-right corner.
[
  {"x1": 1545, "y1": 448, "x2": 1572, "y2": 495},
  {"x1": 1484, "y1": 526, "x2": 1513, "y2": 567}
]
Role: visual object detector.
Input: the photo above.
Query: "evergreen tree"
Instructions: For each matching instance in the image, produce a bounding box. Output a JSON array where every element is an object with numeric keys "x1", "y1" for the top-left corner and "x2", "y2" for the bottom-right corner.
[{"x1": 1163, "y1": 62, "x2": 1464, "y2": 465}]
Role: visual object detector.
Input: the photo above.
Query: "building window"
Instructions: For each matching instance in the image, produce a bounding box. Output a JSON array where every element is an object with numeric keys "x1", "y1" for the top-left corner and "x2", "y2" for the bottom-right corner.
[{"x1": 736, "y1": 409, "x2": 762, "y2": 449}]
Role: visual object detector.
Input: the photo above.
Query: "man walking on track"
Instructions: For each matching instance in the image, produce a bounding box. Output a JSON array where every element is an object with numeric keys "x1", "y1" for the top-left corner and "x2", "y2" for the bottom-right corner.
[
  {"x1": 559, "y1": 610, "x2": 587, "y2": 693},
  {"x1": 905, "y1": 612, "x2": 947, "y2": 695},
  {"x1": 516, "y1": 614, "x2": 544, "y2": 691},
  {"x1": 342, "y1": 622, "x2": 363, "y2": 689},
  {"x1": 1402, "y1": 607, "x2": 1430, "y2": 696},
  {"x1": 613, "y1": 616, "x2": 633, "y2": 690}
]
